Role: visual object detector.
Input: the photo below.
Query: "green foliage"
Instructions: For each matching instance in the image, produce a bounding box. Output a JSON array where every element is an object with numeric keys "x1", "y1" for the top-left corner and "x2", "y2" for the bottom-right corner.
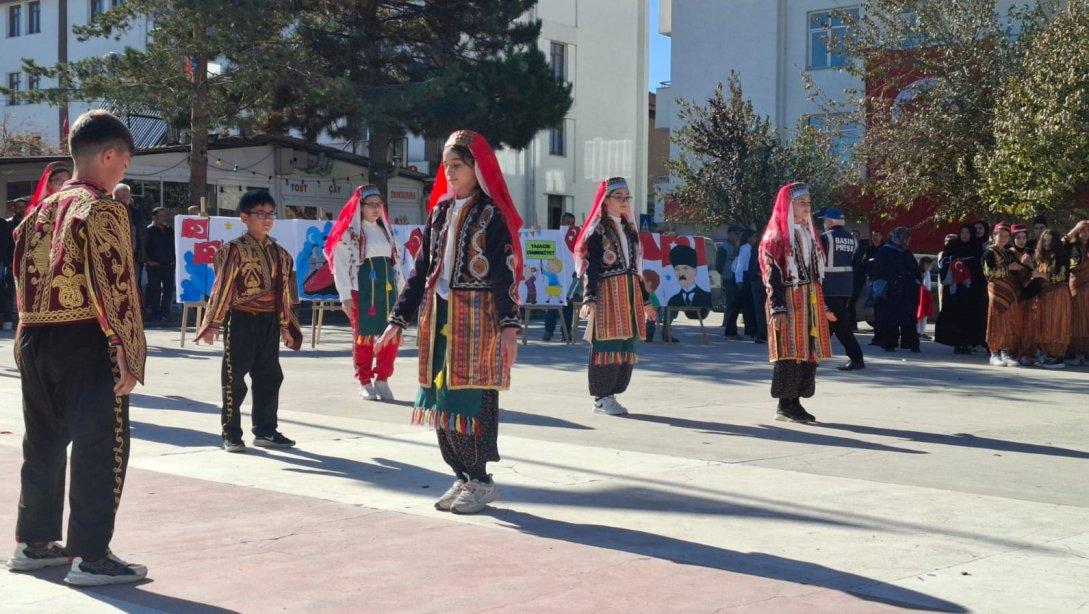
[
  {"x1": 982, "y1": 0, "x2": 1089, "y2": 218},
  {"x1": 666, "y1": 74, "x2": 847, "y2": 230}
]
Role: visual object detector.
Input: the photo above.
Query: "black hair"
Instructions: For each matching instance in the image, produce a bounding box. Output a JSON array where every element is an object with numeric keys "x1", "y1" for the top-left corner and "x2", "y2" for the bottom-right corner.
[
  {"x1": 1032, "y1": 215, "x2": 1047, "y2": 226},
  {"x1": 238, "y1": 189, "x2": 276, "y2": 214},
  {"x1": 728, "y1": 225, "x2": 744, "y2": 233},
  {"x1": 740, "y1": 229, "x2": 756, "y2": 243},
  {"x1": 445, "y1": 144, "x2": 476, "y2": 167},
  {"x1": 68, "y1": 110, "x2": 136, "y2": 159},
  {"x1": 919, "y1": 256, "x2": 933, "y2": 269}
]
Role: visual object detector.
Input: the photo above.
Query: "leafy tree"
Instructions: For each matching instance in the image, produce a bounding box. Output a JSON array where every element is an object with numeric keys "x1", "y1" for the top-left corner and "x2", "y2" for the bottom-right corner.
[
  {"x1": 666, "y1": 74, "x2": 847, "y2": 230},
  {"x1": 294, "y1": 0, "x2": 573, "y2": 194},
  {"x1": 0, "y1": 114, "x2": 59, "y2": 156},
  {"x1": 983, "y1": 0, "x2": 1089, "y2": 218},
  {"x1": 830, "y1": 0, "x2": 1055, "y2": 221}
]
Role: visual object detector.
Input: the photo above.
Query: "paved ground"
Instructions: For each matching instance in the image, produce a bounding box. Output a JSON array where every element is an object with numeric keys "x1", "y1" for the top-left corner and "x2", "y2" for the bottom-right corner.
[{"x1": 0, "y1": 316, "x2": 1087, "y2": 613}]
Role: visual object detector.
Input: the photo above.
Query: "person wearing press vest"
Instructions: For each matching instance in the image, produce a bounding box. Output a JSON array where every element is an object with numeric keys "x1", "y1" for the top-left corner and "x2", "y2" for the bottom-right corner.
[{"x1": 818, "y1": 208, "x2": 864, "y2": 371}]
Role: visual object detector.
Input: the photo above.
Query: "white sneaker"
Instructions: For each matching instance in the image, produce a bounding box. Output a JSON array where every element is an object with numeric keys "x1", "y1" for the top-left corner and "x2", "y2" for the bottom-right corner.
[
  {"x1": 593, "y1": 396, "x2": 627, "y2": 415},
  {"x1": 449, "y1": 477, "x2": 498, "y2": 514},
  {"x1": 64, "y1": 552, "x2": 147, "y2": 586},
  {"x1": 7, "y1": 542, "x2": 68, "y2": 571},
  {"x1": 1000, "y1": 351, "x2": 1020, "y2": 367},
  {"x1": 360, "y1": 383, "x2": 378, "y2": 401},
  {"x1": 373, "y1": 380, "x2": 395, "y2": 402},
  {"x1": 989, "y1": 353, "x2": 1006, "y2": 367},
  {"x1": 434, "y1": 478, "x2": 466, "y2": 511}
]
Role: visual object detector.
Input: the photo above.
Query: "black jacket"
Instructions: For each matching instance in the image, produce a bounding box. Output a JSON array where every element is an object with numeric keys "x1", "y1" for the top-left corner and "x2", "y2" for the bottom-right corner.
[{"x1": 145, "y1": 224, "x2": 176, "y2": 267}]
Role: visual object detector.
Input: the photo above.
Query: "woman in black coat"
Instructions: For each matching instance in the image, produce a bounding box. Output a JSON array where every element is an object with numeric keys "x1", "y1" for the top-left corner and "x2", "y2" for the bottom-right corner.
[
  {"x1": 871, "y1": 227, "x2": 921, "y2": 352},
  {"x1": 935, "y1": 225, "x2": 989, "y2": 353}
]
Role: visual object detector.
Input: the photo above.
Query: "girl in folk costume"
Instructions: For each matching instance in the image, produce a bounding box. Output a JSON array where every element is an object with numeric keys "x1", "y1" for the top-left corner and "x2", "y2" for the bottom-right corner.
[
  {"x1": 759, "y1": 183, "x2": 834, "y2": 424},
  {"x1": 1027, "y1": 229, "x2": 1071, "y2": 369},
  {"x1": 324, "y1": 184, "x2": 400, "y2": 401},
  {"x1": 376, "y1": 131, "x2": 521, "y2": 515},
  {"x1": 573, "y1": 177, "x2": 656, "y2": 416},
  {"x1": 916, "y1": 257, "x2": 935, "y2": 339},
  {"x1": 1062, "y1": 220, "x2": 1089, "y2": 365},
  {"x1": 983, "y1": 223, "x2": 1026, "y2": 367},
  {"x1": 1009, "y1": 224, "x2": 1039, "y2": 366},
  {"x1": 27, "y1": 161, "x2": 71, "y2": 212}
]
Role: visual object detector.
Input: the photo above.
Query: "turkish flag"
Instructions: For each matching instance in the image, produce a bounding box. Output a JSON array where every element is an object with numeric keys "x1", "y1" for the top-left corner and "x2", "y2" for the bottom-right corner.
[
  {"x1": 181, "y1": 218, "x2": 209, "y2": 240},
  {"x1": 639, "y1": 232, "x2": 660, "y2": 262},
  {"x1": 193, "y1": 240, "x2": 222, "y2": 265},
  {"x1": 564, "y1": 225, "x2": 580, "y2": 252},
  {"x1": 404, "y1": 228, "x2": 425, "y2": 259}
]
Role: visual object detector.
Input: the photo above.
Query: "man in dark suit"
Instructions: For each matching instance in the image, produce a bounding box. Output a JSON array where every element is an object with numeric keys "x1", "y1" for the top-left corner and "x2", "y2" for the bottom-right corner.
[{"x1": 667, "y1": 244, "x2": 711, "y2": 319}]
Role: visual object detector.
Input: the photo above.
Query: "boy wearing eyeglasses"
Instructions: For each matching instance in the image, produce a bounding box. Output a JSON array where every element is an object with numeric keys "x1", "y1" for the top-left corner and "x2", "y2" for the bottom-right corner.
[{"x1": 196, "y1": 190, "x2": 303, "y2": 452}]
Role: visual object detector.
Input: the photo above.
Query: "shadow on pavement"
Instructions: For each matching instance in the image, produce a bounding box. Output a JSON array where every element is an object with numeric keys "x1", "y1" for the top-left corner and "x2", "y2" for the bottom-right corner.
[
  {"x1": 23, "y1": 567, "x2": 236, "y2": 613},
  {"x1": 491, "y1": 509, "x2": 967, "y2": 613},
  {"x1": 816, "y1": 422, "x2": 1089, "y2": 459}
]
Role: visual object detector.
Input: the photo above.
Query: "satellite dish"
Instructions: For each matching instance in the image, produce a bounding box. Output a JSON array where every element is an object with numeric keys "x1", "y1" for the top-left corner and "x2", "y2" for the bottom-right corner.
[{"x1": 891, "y1": 77, "x2": 940, "y2": 122}]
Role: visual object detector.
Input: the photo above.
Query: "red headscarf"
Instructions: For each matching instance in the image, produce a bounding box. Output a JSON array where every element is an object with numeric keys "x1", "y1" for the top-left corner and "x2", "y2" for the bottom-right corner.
[
  {"x1": 572, "y1": 177, "x2": 639, "y2": 276},
  {"x1": 759, "y1": 182, "x2": 825, "y2": 284},
  {"x1": 27, "y1": 161, "x2": 71, "y2": 213},
  {"x1": 429, "y1": 130, "x2": 524, "y2": 280},
  {"x1": 323, "y1": 184, "x2": 396, "y2": 275}
]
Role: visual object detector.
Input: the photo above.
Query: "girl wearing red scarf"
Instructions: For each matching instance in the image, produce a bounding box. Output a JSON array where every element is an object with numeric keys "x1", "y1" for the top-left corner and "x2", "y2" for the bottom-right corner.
[
  {"x1": 27, "y1": 162, "x2": 71, "y2": 214},
  {"x1": 572, "y1": 177, "x2": 656, "y2": 416},
  {"x1": 324, "y1": 185, "x2": 400, "y2": 401},
  {"x1": 377, "y1": 131, "x2": 522, "y2": 515},
  {"x1": 759, "y1": 183, "x2": 834, "y2": 423}
]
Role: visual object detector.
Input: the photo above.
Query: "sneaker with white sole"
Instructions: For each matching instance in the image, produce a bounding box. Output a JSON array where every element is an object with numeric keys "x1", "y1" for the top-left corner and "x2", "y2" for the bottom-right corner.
[
  {"x1": 434, "y1": 478, "x2": 467, "y2": 511},
  {"x1": 449, "y1": 477, "x2": 498, "y2": 515},
  {"x1": 989, "y1": 353, "x2": 1006, "y2": 367},
  {"x1": 252, "y1": 431, "x2": 295, "y2": 448},
  {"x1": 373, "y1": 380, "x2": 395, "y2": 402},
  {"x1": 1000, "y1": 350, "x2": 1019, "y2": 367},
  {"x1": 592, "y1": 396, "x2": 626, "y2": 416},
  {"x1": 223, "y1": 435, "x2": 246, "y2": 453},
  {"x1": 7, "y1": 542, "x2": 68, "y2": 571},
  {"x1": 1040, "y1": 357, "x2": 1066, "y2": 369},
  {"x1": 360, "y1": 383, "x2": 378, "y2": 401},
  {"x1": 64, "y1": 552, "x2": 147, "y2": 586},
  {"x1": 610, "y1": 397, "x2": 630, "y2": 414}
]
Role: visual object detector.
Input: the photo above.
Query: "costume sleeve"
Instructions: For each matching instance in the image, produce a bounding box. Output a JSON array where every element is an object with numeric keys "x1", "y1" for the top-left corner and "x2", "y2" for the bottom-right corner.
[
  {"x1": 983, "y1": 249, "x2": 1004, "y2": 281},
  {"x1": 486, "y1": 208, "x2": 522, "y2": 330},
  {"x1": 582, "y1": 233, "x2": 604, "y2": 303},
  {"x1": 390, "y1": 213, "x2": 433, "y2": 329},
  {"x1": 197, "y1": 243, "x2": 239, "y2": 335},
  {"x1": 332, "y1": 233, "x2": 355, "y2": 302},
  {"x1": 279, "y1": 248, "x2": 303, "y2": 350},
  {"x1": 84, "y1": 201, "x2": 147, "y2": 383},
  {"x1": 763, "y1": 250, "x2": 788, "y2": 314}
]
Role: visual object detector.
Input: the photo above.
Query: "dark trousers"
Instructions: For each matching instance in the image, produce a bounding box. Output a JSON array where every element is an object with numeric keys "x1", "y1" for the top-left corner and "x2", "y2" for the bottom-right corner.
[
  {"x1": 875, "y1": 296, "x2": 920, "y2": 351},
  {"x1": 145, "y1": 265, "x2": 175, "y2": 320},
  {"x1": 543, "y1": 303, "x2": 574, "y2": 340},
  {"x1": 436, "y1": 391, "x2": 500, "y2": 481},
  {"x1": 16, "y1": 322, "x2": 130, "y2": 559},
  {"x1": 723, "y1": 283, "x2": 755, "y2": 336},
  {"x1": 750, "y1": 281, "x2": 768, "y2": 341},
  {"x1": 826, "y1": 296, "x2": 864, "y2": 362},
  {"x1": 222, "y1": 311, "x2": 283, "y2": 439}
]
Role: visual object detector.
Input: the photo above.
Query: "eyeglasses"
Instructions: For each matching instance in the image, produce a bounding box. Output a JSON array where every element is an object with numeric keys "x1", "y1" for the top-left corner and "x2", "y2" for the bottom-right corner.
[
  {"x1": 247, "y1": 212, "x2": 276, "y2": 220},
  {"x1": 609, "y1": 196, "x2": 634, "y2": 203}
]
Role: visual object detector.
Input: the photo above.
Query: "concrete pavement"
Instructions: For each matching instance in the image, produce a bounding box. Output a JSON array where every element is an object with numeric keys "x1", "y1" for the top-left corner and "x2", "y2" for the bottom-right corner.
[{"x1": 0, "y1": 319, "x2": 1086, "y2": 612}]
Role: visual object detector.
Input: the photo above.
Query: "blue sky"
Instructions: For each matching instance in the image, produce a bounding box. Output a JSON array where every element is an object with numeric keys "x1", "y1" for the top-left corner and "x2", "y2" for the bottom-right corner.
[{"x1": 649, "y1": 0, "x2": 671, "y2": 91}]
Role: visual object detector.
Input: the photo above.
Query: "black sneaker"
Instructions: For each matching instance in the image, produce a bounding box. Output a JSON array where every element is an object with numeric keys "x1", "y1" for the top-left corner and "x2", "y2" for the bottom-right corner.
[
  {"x1": 64, "y1": 553, "x2": 147, "y2": 586},
  {"x1": 793, "y1": 400, "x2": 817, "y2": 423},
  {"x1": 223, "y1": 434, "x2": 246, "y2": 453},
  {"x1": 7, "y1": 541, "x2": 68, "y2": 571},
  {"x1": 253, "y1": 431, "x2": 295, "y2": 448}
]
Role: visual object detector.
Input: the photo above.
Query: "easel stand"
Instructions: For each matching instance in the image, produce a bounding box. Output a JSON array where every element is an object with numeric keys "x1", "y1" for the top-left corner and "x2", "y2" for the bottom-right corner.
[
  {"x1": 519, "y1": 304, "x2": 573, "y2": 345},
  {"x1": 179, "y1": 301, "x2": 207, "y2": 347},
  {"x1": 662, "y1": 306, "x2": 709, "y2": 345}
]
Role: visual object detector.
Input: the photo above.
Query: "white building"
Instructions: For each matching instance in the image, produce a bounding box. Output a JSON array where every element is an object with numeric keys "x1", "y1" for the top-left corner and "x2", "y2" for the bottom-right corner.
[{"x1": 2, "y1": 0, "x2": 650, "y2": 230}]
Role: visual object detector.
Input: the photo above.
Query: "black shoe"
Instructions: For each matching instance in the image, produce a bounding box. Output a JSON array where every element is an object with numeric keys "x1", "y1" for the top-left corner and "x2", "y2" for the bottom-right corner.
[
  {"x1": 775, "y1": 399, "x2": 810, "y2": 423},
  {"x1": 837, "y1": 360, "x2": 865, "y2": 371},
  {"x1": 792, "y1": 400, "x2": 817, "y2": 423},
  {"x1": 754, "y1": 337, "x2": 767, "y2": 345},
  {"x1": 65, "y1": 552, "x2": 147, "y2": 586},
  {"x1": 253, "y1": 431, "x2": 295, "y2": 449},
  {"x1": 223, "y1": 434, "x2": 246, "y2": 453},
  {"x1": 542, "y1": 334, "x2": 554, "y2": 342}
]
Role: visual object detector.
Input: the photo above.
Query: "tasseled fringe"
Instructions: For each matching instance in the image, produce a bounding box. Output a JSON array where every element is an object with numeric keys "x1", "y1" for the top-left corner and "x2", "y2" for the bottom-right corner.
[
  {"x1": 591, "y1": 351, "x2": 638, "y2": 366},
  {"x1": 355, "y1": 334, "x2": 377, "y2": 346},
  {"x1": 412, "y1": 407, "x2": 480, "y2": 436}
]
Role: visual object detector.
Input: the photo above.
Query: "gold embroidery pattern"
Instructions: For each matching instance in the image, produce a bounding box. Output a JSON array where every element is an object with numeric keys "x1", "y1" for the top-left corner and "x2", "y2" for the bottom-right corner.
[
  {"x1": 84, "y1": 200, "x2": 147, "y2": 382},
  {"x1": 52, "y1": 262, "x2": 87, "y2": 308},
  {"x1": 108, "y1": 345, "x2": 125, "y2": 509}
]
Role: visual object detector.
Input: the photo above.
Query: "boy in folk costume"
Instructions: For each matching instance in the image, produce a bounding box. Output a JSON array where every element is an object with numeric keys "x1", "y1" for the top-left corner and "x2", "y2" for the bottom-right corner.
[
  {"x1": 196, "y1": 190, "x2": 303, "y2": 452},
  {"x1": 1062, "y1": 220, "x2": 1089, "y2": 365},
  {"x1": 984, "y1": 223, "x2": 1026, "y2": 367},
  {"x1": 759, "y1": 183, "x2": 835, "y2": 424},
  {"x1": 9, "y1": 111, "x2": 147, "y2": 585},
  {"x1": 376, "y1": 131, "x2": 521, "y2": 515},
  {"x1": 324, "y1": 185, "x2": 400, "y2": 401},
  {"x1": 573, "y1": 177, "x2": 656, "y2": 416},
  {"x1": 1027, "y1": 229, "x2": 1071, "y2": 369}
]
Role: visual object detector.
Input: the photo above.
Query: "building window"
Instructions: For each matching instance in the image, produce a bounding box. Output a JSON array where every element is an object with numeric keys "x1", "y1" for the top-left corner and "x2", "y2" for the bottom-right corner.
[
  {"x1": 8, "y1": 5, "x2": 22, "y2": 37},
  {"x1": 90, "y1": 0, "x2": 107, "y2": 20},
  {"x1": 549, "y1": 41, "x2": 566, "y2": 80},
  {"x1": 549, "y1": 121, "x2": 566, "y2": 156},
  {"x1": 807, "y1": 114, "x2": 861, "y2": 160},
  {"x1": 28, "y1": 2, "x2": 41, "y2": 34},
  {"x1": 6, "y1": 73, "x2": 22, "y2": 105},
  {"x1": 807, "y1": 7, "x2": 858, "y2": 70},
  {"x1": 547, "y1": 195, "x2": 566, "y2": 229},
  {"x1": 28, "y1": 74, "x2": 40, "y2": 91}
]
